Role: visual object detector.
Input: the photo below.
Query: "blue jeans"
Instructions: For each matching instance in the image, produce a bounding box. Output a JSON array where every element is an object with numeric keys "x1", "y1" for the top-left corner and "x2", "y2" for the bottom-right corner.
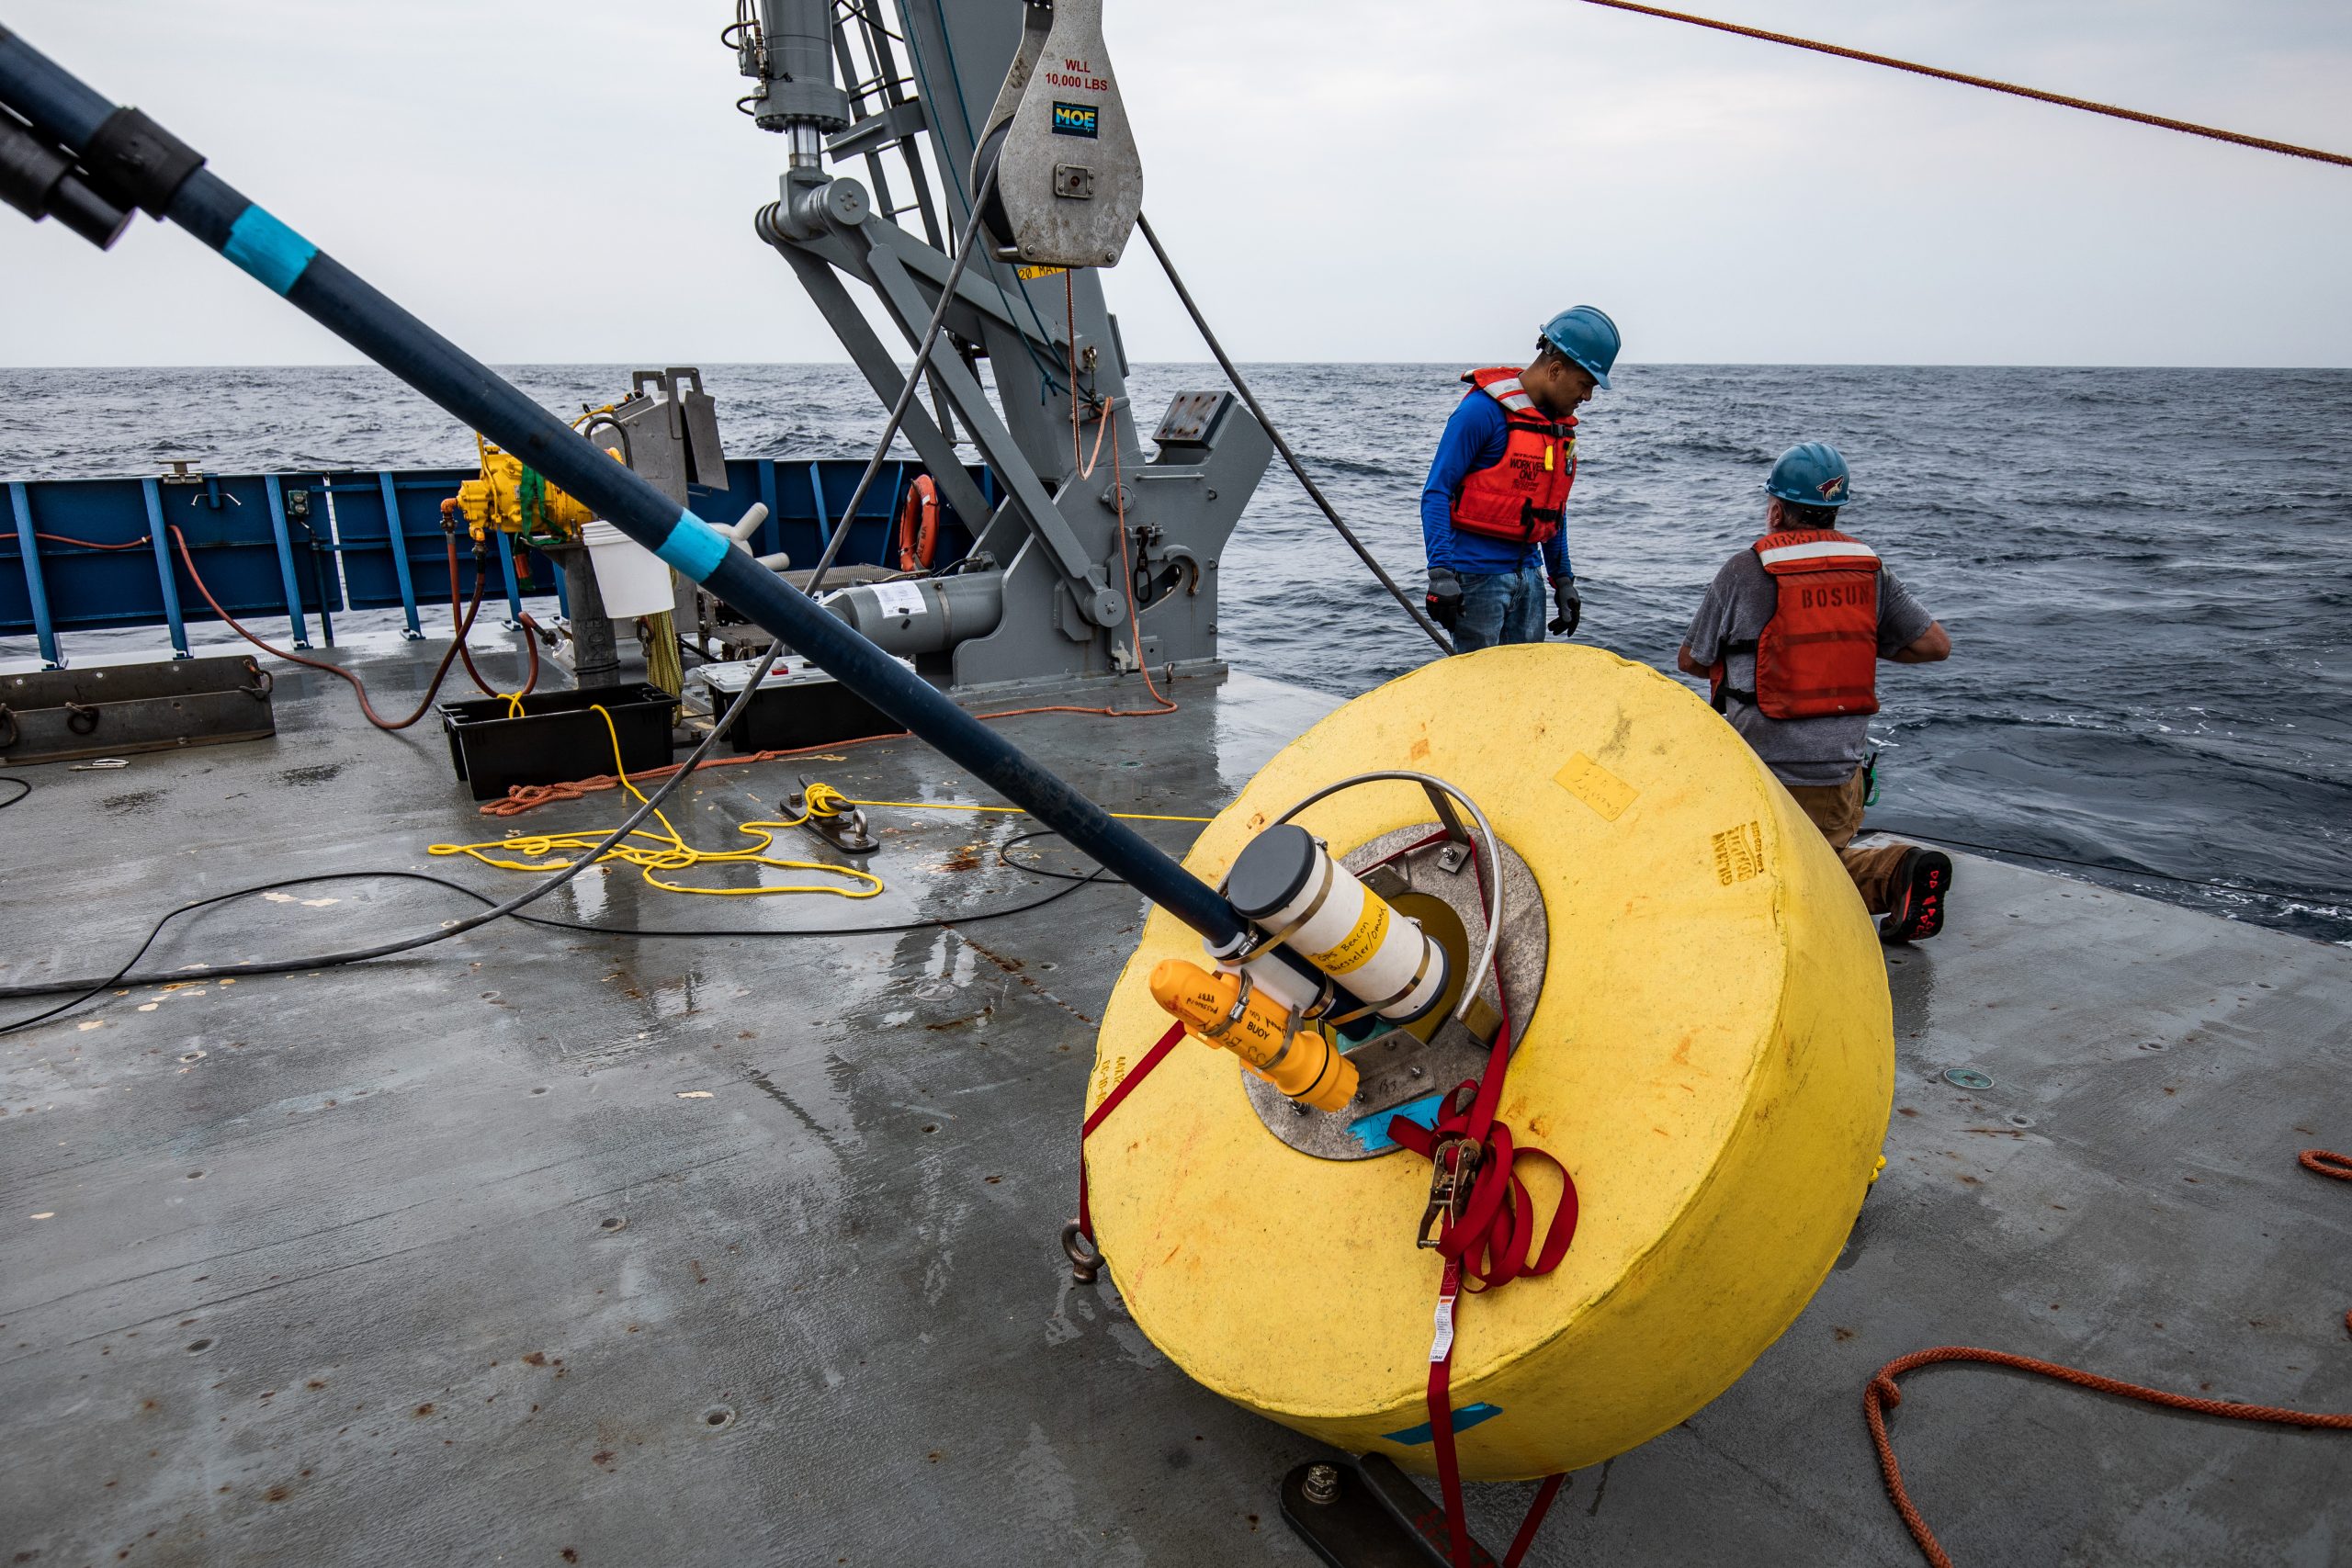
[{"x1": 1453, "y1": 560, "x2": 1547, "y2": 652}]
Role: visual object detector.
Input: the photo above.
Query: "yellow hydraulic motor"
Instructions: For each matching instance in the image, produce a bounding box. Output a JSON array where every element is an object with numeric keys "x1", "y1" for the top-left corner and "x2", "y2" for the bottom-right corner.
[{"x1": 452, "y1": 443, "x2": 605, "y2": 543}]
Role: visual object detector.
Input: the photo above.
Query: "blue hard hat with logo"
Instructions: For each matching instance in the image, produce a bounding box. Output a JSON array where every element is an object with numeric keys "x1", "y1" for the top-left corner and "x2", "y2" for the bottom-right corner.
[
  {"x1": 1539, "y1": 306, "x2": 1621, "y2": 389},
  {"x1": 1766, "y1": 441, "x2": 1854, "y2": 508}
]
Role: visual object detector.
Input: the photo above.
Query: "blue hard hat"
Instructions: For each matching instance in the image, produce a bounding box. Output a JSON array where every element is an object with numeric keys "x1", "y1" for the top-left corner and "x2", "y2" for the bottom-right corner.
[
  {"x1": 1766, "y1": 441, "x2": 1854, "y2": 508},
  {"x1": 1539, "y1": 306, "x2": 1620, "y2": 389}
]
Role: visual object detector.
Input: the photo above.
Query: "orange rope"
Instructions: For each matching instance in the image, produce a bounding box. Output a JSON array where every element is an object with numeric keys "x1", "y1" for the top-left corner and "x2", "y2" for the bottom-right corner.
[
  {"x1": 1066, "y1": 269, "x2": 1117, "y2": 481},
  {"x1": 475, "y1": 668, "x2": 1182, "y2": 819},
  {"x1": 475, "y1": 728, "x2": 914, "y2": 818},
  {"x1": 1869, "y1": 1148, "x2": 2352, "y2": 1566},
  {"x1": 2303, "y1": 1148, "x2": 2352, "y2": 1338},
  {"x1": 2300, "y1": 1148, "x2": 2352, "y2": 1182},
  {"x1": 1030, "y1": 272, "x2": 1176, "y2": 722},
  {"x1": 1573, "y1": 0, "x2": 2352, "y2": 169}
]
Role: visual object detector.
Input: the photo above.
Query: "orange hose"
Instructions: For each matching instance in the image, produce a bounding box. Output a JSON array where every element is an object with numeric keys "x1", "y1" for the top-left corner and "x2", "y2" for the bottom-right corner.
[
  {"x1": 33, "y1": 532, "x2": 149, "y2": 550},
  {"x1": 169, "y1": 525, "x2": 494, "y2": 732},
  {"x1": 450, "y1": 543, "x2": 537, "y2": 701}
]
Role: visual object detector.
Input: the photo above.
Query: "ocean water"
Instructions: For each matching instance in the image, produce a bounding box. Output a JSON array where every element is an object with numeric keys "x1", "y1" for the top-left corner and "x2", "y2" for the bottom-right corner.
[{"x1": 3, "y1": 362, "x2": 2347, "y2": 943}]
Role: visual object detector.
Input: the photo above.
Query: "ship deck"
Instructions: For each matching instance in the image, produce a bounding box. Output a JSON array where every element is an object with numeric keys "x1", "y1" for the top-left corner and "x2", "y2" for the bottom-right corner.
[{"x1": 3, "y1": 636, "x2": 2347, "y2": 1566}]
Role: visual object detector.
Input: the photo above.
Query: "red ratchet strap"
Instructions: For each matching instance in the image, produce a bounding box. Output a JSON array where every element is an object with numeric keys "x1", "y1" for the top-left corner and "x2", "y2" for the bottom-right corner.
[
  {"x1": 1072, "y1": 1020, "x2": 1187, "y2": 1247},
  {"x1": 1387, "y1": 999, "x2": 1577, "y2": 1564}
]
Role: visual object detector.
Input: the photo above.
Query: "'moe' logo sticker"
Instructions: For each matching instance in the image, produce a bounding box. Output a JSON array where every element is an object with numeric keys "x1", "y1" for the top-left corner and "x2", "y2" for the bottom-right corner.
[{"x1": 1052, "y1": 102, "x2": 1100, "y2": 137}]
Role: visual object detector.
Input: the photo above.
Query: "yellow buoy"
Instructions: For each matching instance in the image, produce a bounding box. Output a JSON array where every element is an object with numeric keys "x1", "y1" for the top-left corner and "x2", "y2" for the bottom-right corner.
[{"x1": 1085, "y1": 645, "x2": 1893, "y2": 1479}]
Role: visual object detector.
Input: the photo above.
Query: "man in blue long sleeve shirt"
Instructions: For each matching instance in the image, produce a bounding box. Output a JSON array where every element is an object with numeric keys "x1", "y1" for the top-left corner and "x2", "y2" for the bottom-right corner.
[{"x1": 1422, "y1": 306, "x2": 1621, "y2": 652}]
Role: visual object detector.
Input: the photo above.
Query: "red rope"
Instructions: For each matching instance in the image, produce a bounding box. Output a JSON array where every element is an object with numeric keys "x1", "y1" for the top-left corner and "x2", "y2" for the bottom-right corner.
[
  {"x1": 1869, "y1": 1148, "x2": 2352, "y2": 1565},
  {"x1": 1574, "y1": 0, "x2": 2352, "y2": 169},
  {"x1": 472, "y1": 688, "x2": 1185, "y2": 819},
  {"x1": 1381, "y1": 835, "x2": 1578, "y2": 1566}
]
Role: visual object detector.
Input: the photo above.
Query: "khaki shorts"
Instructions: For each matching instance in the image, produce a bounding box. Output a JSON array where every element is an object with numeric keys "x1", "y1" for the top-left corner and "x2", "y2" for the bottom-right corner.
[{"x1": 1782, "y1": 764, "x2": 1908, "y2": 916}]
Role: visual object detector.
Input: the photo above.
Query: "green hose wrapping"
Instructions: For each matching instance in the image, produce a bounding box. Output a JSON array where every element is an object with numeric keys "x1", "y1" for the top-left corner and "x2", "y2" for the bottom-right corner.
[{"x1": 515, "y1": 466, "x2": 550, "y2": 535}]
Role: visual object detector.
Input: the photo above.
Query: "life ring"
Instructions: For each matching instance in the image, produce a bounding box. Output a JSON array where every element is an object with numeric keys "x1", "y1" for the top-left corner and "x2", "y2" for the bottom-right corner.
[{"x1": 896, "y1": 473, "x2": 942, "y2": 572}]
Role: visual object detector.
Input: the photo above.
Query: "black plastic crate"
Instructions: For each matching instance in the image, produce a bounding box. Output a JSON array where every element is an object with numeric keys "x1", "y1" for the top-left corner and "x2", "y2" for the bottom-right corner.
[
  {"x1": 441, "y1": 682, "x2": 675, "y2": 802},
  {"x1": 699, "y1": 661, "x2": 898, "y2": 753}
]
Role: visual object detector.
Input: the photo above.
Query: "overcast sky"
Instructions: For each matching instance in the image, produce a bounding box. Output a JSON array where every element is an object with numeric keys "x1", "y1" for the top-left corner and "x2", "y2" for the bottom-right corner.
[{"x1": 3, "y1": 0, "x2": 2347, "y2": 367}]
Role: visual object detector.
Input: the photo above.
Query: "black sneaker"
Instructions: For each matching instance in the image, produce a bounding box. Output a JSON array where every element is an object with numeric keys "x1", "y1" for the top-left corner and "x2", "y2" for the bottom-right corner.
[{"x1": 1882, "y1": 848, "x2": 1953, "y2": 943}]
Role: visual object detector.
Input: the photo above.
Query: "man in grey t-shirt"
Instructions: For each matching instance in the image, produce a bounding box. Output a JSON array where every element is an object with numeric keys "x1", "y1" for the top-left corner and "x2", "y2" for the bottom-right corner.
[{"x1": 1678, "y1": 442, "x2": 1955, "y2": 940}]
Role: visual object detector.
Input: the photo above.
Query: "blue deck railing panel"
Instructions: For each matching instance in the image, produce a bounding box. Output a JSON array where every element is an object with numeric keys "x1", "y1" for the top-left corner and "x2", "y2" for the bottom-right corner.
[
  {"x1": 1, "y1": 474, "x2": 340, "y2": 645},
  {"x1": 3, "y1": 458, "x2": 989, "y2": 654},
  {"x1": 316, "y1": 468, "x2": 561, "y2": 629}
]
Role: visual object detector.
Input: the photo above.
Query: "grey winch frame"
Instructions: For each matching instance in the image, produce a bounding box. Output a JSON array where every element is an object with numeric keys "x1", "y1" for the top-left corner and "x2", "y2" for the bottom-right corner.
[{"x1": 733, "y1": 0, "x2": 1272, "y2": 694}]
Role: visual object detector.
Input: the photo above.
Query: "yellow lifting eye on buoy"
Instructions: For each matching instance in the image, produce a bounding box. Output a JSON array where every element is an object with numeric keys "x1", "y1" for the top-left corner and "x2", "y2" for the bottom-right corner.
[{"x1": 1084, "y1": 644, "x2": 1895, "y2": 1482}]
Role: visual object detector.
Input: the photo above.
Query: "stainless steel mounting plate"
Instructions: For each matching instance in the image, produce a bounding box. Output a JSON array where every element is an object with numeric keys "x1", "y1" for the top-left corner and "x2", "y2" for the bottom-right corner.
[{"x1": 1243, "y1": 823, "x2": 1548, "y2": 1161}]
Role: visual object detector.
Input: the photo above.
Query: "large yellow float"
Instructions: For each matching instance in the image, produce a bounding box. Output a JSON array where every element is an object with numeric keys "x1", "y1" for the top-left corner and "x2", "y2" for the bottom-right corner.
[{"x1": 1084, "y1": 643, "x2": 1894, "y2": 1478}]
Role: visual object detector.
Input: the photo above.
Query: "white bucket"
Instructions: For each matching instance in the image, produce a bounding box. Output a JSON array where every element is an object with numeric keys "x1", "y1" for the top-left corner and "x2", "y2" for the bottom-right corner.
[{"x1": 579, "y1": 520, "x2": 673, "y2": 619}]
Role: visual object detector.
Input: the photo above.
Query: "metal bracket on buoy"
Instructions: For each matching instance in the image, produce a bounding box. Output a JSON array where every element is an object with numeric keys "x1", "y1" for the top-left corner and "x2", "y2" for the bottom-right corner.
[
  {"x1": 1058, "y1": 1221, "x2": 1102, "y2": 1285},
  {"x1": 1419, "y1": 778, "x2": 1476, "y2": 876}
]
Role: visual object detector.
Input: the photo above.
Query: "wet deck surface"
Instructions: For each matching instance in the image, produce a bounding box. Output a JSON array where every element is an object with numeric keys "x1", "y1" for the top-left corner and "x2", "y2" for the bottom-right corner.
[{"x1": 3, "y1": 638, "x2": 2347, "y2": 1566}]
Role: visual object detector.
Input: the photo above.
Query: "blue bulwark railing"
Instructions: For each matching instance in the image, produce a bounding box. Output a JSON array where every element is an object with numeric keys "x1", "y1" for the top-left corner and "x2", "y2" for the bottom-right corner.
[{"x1": 0, "y1": 457, "x2": 991, "y2": 667}]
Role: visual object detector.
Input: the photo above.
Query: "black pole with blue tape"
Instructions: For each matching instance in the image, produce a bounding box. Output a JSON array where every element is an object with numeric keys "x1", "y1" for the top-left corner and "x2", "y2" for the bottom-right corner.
[{"x1": 0, "y1": 23, "x2": 1306, "y2": 971}]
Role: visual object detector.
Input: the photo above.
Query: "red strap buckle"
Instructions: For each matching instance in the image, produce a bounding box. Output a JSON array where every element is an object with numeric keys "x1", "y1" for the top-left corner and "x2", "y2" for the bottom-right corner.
[{"x1": 1418, "y1": 1133, "x2": 1483, "y2": 1249}]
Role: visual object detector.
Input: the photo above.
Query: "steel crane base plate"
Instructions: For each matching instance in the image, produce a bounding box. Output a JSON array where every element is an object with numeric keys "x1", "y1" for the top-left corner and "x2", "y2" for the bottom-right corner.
[{"x1": 1241, "y1": 826, "x2": 1546, "y2": 1161}]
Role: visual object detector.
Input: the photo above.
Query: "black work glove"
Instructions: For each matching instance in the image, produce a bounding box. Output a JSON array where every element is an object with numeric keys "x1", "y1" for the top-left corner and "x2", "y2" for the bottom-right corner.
[
  {"x1": 1548, "y1": 574, "x2": 1581, "y2": 637},
  {"x1": 1426, "y1": 567, "x2": 1463, "y2": 632}
]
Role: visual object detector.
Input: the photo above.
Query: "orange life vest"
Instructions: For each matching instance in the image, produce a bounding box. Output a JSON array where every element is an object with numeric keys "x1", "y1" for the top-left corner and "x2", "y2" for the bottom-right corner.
[
  {"x1": 1711, "y1": 529, "x2": 1883, "y2": 720},
  {"x1": 1447, "y1": 367, "x2": 1577, "y2": 545}
]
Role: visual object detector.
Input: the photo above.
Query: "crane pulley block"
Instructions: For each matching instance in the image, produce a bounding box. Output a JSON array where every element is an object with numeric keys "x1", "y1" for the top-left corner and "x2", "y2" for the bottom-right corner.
[{"x1": 971, "y1": 0, "x2": 1142, "y2": 268}]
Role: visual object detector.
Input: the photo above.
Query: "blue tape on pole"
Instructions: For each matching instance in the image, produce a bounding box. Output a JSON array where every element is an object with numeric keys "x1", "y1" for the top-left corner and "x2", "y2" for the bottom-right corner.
[
  {"x1": 654, "y1": 509, "x2": 729, "y2": 581},
  {"x1": 222, "y1": 204, "x2": 318, "y2": 296}
]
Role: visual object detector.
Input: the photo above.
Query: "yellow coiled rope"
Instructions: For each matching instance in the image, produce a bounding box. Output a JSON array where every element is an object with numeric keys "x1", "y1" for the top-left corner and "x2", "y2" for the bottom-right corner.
[{"x1": 431, "y1": 705, "x2": 885, "y2": 900}]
